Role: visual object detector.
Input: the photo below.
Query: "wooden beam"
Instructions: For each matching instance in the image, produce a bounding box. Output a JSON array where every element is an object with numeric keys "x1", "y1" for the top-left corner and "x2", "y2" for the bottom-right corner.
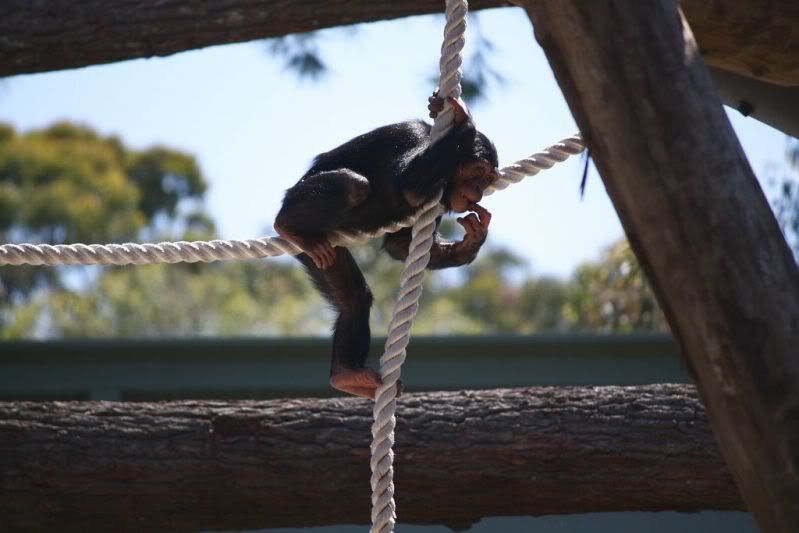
[
  {"x1": 0, "y1": 0, "x2": 797, "y2": 86},
  {"x1": 521, "y1": 2, "x2": 799, "y2": 532},
  {"x1": 0, "y1": 0, "x2": 509, "y2": 78},
  {"x1": 682, "y1": 0, "x2": 799, "y2": 87},
  {"x1": 0, "y1": 385, "x2": 741, "y2": 531}
]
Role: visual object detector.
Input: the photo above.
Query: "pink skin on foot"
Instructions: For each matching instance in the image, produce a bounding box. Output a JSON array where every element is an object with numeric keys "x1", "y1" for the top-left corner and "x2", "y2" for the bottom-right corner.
[
  {"x1": 274, "y1": 222, "x2": 337, "y2": 270},
  {"x1": 330, "y1": 368, "x2": 403, "y2": 399}
]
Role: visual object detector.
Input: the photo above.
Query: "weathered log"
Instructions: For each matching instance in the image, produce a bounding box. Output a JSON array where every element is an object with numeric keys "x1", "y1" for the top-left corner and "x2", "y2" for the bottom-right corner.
[
  {"x1": 0, "y1": 385, "x2": 741, "y2": 531},
  {"x1": 0, "y1": 0, "x2": 510, "y2": 78},
  {"x1": 522, "y1": 2, "x2": 799, "y2": 532},
  {"x1": 1, "y1": 0, "x2": 797, "y2": 85}
]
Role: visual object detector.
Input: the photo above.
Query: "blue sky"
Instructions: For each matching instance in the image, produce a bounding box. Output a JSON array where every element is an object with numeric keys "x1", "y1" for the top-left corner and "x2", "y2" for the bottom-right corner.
[{"x1": 0, "y1": 7, "x2": 791, "y2": 277}]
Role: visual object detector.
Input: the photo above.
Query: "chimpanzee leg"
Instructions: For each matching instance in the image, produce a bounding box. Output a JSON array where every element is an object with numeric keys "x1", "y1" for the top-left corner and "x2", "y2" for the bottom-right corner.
[
  {"x1": 275, "y1": 169, "x2": 370, "y2": 236},
  {"x1": 297, "y1": 247, "x2": 381, "y2": 397}
]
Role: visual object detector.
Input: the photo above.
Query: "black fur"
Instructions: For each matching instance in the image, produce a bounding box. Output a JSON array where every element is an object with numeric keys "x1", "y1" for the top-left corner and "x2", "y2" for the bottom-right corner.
[
  {"x1": 296, "y1": 248, "x2": 373, "y2": 374},
  {"x1": 275, "y1": 118, "x2": 498, "y2": 371}
]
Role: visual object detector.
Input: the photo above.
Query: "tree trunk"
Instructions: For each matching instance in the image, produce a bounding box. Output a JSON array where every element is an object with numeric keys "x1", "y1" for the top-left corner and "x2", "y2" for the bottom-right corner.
[
  {"x1": 521, "y1": 2, "x2": 799, "y2": 532},
  {"x1": 0, "y1": 385, "x2": 741, "y2": 532},
  {"x1": 1, "y1": 0, "x2": 797, "y2": 85}
]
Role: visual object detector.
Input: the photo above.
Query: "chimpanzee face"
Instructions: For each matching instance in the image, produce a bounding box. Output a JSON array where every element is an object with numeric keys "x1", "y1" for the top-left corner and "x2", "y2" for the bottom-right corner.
[{"x1": 448, "y1": 159, "x2": 498, "y2": 212}]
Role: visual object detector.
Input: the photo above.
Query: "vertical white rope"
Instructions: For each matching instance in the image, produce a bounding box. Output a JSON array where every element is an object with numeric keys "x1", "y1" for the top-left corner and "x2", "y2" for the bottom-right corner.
[{"x1": 369, "y1": 1, "x2": 468, "y2": 532}]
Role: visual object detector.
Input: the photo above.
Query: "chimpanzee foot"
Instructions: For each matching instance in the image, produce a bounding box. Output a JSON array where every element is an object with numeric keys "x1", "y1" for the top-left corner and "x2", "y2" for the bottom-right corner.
[
  {"x1": 330, "y1": 368, "x2": 403, "y2": 399},
  {"x1": 330, "y1": 368, "x2": 381, "y2": 398},
  {"x1": 274, "y1": 222, "x2": 336, "y2": 270}
]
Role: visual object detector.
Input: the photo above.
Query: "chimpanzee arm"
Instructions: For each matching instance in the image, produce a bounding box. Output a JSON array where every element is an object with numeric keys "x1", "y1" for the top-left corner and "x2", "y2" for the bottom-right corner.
[
  {"x1": 383, "y1": 224, "x2": 482, "y2": 270},
  {"x1": 384, "y1": 204, "x2": 491, "y2": 268},
  {"x1": 399, "y1": 122, "x2": 477, "y2": 207}
]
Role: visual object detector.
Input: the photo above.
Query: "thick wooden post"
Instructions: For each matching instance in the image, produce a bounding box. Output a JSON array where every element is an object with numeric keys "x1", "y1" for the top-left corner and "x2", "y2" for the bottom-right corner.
[{"x1": 521, "y1": 2, "x2": 799, "y2": 531}]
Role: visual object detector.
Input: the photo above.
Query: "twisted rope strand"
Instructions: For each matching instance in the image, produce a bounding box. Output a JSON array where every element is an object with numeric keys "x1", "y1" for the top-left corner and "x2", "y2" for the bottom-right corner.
[
  {"x1": 369, "y1": 1, "x2": 468, "y2": 532},
  {"x1": 488, "y1": 134, "x2": 584, "y2": 195},
  {"x1": 0, "y1": 135, "x2": 583, "y2": 267},
  {"x1": 0, "y1": 198, "x2": 438, "y2": 266}
]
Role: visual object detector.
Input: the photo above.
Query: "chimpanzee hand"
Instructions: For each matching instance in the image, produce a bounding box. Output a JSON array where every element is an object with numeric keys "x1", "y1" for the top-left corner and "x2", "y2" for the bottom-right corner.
[
  {"x1": 455, "y1": 203, "x2": 491, "y2": 256},
  {"x1": 428, "y1": 91, "x2": 470, "y2": 126},
  {"x1": 428, "y1": 89, "x2": 443, "y2": 117}
]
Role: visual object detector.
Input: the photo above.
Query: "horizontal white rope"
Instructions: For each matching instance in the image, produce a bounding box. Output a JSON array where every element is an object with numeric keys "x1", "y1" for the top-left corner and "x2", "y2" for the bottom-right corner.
[
  {"x1": 0, "y1": 134, "x2": 584, "y2": 267},
  {"x1": 487, "y1": 134, "x2": 584, "y2": 195}
]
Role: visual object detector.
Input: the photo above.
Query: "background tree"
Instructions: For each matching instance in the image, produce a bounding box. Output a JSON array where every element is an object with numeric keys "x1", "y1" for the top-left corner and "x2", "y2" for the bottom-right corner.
[
  {"x1": 769, "y1": 139, "x2": 799, "y2": 260},
  {"x1": 17, "y1": 261, "x2": 325, "y2": 338},
  {"x1": 0, "y1": 121, "x2": 208, "y2": 335},
  {"x1": 266, "y1": 13, "x2": 503, "y2": 105},
  {"x1": 564, "y1": 240, "x2": 668, "y2": 333}
]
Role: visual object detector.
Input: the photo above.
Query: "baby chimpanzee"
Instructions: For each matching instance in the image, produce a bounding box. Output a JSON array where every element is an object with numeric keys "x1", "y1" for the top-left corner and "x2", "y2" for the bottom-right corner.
[{"x1": 274, "y1": 94, "x2": 499, "y2": 398}]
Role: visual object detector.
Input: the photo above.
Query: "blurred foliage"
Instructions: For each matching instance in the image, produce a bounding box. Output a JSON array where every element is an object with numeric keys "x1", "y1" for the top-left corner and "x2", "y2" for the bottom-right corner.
[
  {"x1": 564, "y1": 241, "x2": 668, "y2": 333},
  {"x1": 14, "y1": 261, "x2": 327, "y2": 338},
  {"x1": 458, "y1": 14, "x2": 506, "y2": 105},
  {"x1": 265, "y1": 14, "x2": 503, "y2": 107},
  {"x1": 0, "y1": 121, "x2": 207, "y2": 304},
  {"x1": 267, "y1": 32, "x2": 328, "y2": 81},
  {"x1": 769, "y1": 139, "x2": 799, "y2": 260},
  {"x1": 426, "y1": 13, "x2": 505, "y2": 106},
  {"x1": 0, "y1": 121, "x2": 208, "y2": 335},
  {"x1": 127, "y1": 146, "x2": 206, "y2": 222},
  {"x1": 0, "y1": 121, "x2": 678, "y2": 339}
]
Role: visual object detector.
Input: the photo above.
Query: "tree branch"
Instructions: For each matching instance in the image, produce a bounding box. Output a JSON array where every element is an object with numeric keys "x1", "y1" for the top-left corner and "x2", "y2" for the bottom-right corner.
[
  {"x1": 0, "y1": 385, "x2": 741, "y2": 531},
  {"x1": 521, "y1": 2, "x2": 799, "y2": 532}
]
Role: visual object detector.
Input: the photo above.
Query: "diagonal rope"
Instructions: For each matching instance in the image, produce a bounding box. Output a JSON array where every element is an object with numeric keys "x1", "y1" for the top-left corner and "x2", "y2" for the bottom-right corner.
[
  {"x1": 0, "y1": 134, "x2": 584, "y2": 267},
  {"x1": 369, "y1": 1, "x2": 467, "y2": 531},
  {"x1": 487, "y1": 134, "x2": 584, "y2": 196}
]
